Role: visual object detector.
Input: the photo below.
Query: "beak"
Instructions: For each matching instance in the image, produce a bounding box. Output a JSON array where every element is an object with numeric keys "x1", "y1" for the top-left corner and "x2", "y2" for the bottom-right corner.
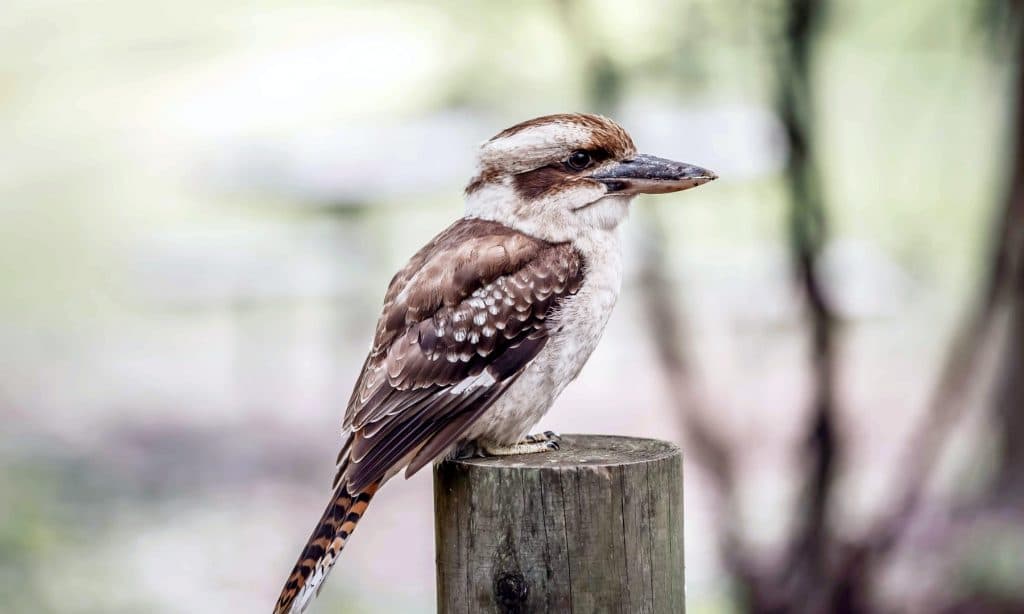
[{"x1": 589, "y1": 153, "x2": 718, "y2": 195}]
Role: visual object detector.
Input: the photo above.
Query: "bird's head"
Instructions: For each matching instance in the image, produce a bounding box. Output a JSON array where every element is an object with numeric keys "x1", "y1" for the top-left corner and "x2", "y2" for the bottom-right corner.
[{"x1": 464, "y1": 113, "x2": 716, "y2": 242}]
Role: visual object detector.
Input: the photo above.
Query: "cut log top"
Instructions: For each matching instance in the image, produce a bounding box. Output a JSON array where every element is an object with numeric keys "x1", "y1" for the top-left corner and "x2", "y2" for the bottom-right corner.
[
  {"x1": 434, "y1": 434, "x2": 685, "y2": 614},
  {"x1": 448, "y1": 434, "x2": 679, "y2": 469}
]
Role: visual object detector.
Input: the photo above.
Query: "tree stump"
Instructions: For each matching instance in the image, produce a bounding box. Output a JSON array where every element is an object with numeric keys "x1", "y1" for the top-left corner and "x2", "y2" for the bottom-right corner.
[{"x1": 433, "y1": 434, "x2": 684, "y2": 614}]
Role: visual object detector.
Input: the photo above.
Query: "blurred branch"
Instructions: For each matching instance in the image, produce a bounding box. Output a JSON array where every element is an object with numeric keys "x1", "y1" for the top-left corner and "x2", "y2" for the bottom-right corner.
[
  {"x1": 768, "y1": 1, "x2": 858, "y2": 611},
  {"x1": 986, "y1": 0, "x2": 1024, "y2": 504}
]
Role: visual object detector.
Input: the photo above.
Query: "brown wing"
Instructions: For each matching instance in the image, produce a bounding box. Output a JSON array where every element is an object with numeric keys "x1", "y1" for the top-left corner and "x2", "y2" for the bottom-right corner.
[{"x1": 333, "y1": 218, "x2": 584, "y2": 492}]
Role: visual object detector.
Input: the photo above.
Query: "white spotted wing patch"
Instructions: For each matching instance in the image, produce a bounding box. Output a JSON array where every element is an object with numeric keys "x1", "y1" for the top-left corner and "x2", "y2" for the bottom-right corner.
[{"x1": 333, "y1": 218, "x2": 584, "y2": 493}]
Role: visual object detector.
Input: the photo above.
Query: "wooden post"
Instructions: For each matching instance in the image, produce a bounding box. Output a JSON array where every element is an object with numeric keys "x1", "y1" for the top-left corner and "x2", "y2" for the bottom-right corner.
[{"x1": 434, "y1": 434, "x2": 684, "y2": 614}]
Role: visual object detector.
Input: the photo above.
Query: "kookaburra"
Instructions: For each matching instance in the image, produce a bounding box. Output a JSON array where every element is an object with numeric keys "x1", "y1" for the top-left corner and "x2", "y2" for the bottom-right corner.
[{"x1": 274, "y1": 113, "x2": 716, "y2": 613}]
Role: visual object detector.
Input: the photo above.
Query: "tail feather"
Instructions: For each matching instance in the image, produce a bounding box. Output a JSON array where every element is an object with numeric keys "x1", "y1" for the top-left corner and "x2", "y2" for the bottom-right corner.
[{"x1": 274, "y1": 482, "x2": 380, "y2": 614}]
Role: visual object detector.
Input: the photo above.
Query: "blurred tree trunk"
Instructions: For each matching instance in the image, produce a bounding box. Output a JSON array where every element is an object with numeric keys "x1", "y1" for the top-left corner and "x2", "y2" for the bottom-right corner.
[
  {"x1": 990, "y1": 21, "x2": 1024, "y2": 501},
  {"x1": 769, "y1": 1, "x2": 859, "y2": 612},
  {"x1": 994, "y1": 272, "x2": 1024, "y2": 501}
]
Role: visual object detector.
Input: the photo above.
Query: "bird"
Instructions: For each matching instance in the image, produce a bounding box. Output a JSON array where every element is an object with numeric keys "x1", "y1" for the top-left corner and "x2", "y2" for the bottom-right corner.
[{"x1": 273, "y1": 113, "x2": 716, "y2": 613}]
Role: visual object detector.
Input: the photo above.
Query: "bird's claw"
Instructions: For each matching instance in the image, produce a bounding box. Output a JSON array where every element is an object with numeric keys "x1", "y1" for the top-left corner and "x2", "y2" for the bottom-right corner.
[{"x1": 524, "y1": 430, "x2": 562, "y2": 444}]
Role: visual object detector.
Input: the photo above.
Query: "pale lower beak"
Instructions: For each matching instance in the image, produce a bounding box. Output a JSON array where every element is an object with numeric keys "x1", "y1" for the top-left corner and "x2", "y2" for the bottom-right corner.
[{"x1": 589, "y1": 154, "x2": 718, "y2": 195}]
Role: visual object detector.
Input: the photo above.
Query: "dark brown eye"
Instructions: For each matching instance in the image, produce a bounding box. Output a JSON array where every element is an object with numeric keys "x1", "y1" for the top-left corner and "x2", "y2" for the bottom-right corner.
[{"x1": 566, "y1": 150, "x2": 592, "y2": 171}]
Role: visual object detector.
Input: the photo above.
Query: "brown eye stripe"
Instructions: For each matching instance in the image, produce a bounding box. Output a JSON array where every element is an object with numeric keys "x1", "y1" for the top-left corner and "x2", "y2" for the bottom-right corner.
[
  {"x1": 512, "y1": 165, "x2": 570, "y2": 199},
  {"x1": 512, "y1": 147, "x2": 613, "y2": 198}
]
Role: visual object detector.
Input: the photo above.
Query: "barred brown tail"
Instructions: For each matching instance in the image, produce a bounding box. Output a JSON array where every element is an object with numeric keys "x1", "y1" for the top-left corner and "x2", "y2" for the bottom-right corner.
[{"x1": 273, "y1": 482, "x2": 379, "y2": 614}]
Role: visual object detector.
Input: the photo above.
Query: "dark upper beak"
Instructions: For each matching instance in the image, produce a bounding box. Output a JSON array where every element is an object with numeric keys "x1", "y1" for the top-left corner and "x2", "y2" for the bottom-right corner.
[{"x1": 589, "y1": 153, "x2": 717, "y2": 195}]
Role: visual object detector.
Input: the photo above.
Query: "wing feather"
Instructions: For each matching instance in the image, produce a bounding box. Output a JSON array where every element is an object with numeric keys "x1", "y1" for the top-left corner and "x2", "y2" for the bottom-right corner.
[{"x1": 333, "y1": 218, "x2": 584, "y2": 493}]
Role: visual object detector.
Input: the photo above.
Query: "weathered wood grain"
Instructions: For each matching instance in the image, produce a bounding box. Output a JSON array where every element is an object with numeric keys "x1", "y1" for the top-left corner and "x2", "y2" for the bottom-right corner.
[{"x1": 434, "y1": 434, "x2": 684, "y2": 614}]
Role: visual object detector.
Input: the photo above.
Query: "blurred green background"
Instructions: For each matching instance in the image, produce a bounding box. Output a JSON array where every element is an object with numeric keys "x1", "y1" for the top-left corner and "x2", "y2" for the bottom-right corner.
[{"x1": 2, "y1": 0, "x2": 1021, "y2": 612}]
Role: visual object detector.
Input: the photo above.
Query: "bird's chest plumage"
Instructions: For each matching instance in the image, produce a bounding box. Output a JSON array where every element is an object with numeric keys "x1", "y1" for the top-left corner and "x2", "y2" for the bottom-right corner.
[{"x1": 466, "y1": 230, "x2": 624, "y2": 444}]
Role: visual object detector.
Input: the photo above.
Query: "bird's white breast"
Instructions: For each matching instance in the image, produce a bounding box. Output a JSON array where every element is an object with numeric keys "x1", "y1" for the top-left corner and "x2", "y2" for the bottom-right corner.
[{"x1": 466, "y1": 226, "x2": 624, "y2": 444}]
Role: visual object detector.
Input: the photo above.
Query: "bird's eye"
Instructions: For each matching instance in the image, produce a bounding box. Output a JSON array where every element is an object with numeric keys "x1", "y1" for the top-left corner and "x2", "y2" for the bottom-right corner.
[{"x1": 566, "y1": 150, "x2": 592, "y2": 171}]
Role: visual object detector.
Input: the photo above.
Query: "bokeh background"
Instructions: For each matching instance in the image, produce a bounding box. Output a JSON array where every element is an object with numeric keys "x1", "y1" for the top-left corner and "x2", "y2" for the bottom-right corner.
[{"x1": 3, "y1": 0, "x2": 1023, "y2": 612}]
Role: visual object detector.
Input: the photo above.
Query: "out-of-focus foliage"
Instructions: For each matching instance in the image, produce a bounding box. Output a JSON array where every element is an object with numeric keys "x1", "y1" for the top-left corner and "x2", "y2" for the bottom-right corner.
[{"x1": 0, "y1": 0, "x2": 1018, "y2": 612}]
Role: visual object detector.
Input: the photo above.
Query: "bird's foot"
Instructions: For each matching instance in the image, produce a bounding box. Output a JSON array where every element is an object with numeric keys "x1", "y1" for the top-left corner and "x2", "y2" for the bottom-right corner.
[
  {"x1": 454, "y1": 432, "x2": 561, "y2": 459},
  {"x1": 481, "y1": 440, "x2": 559, "y2": 456},
  {"x1": 482, "y1": 431, "x2": 562, "y2": 456}
]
